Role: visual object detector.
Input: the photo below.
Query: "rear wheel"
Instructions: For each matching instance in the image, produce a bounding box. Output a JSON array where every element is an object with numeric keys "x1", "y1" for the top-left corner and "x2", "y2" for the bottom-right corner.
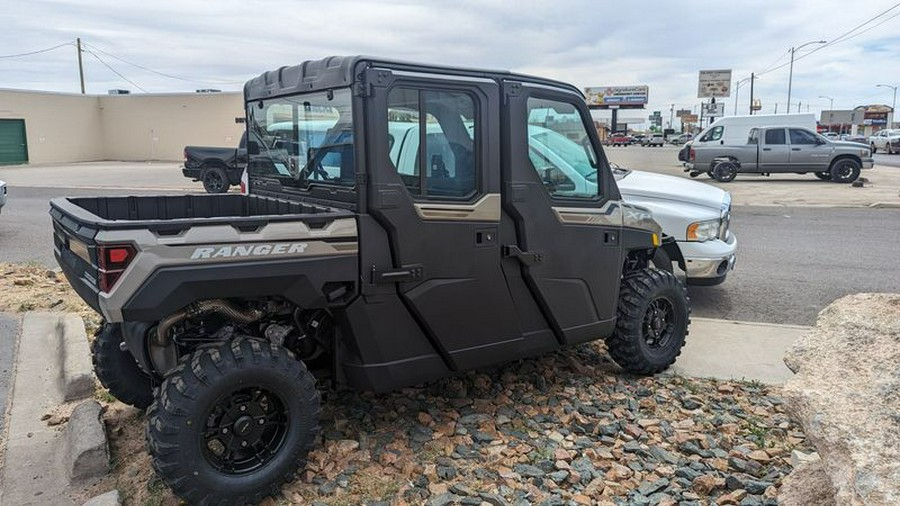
[
  {"x1": 147, "y1": 338, "x2": 320, "y2": 505},
  {"x1": 712, "y1": 160, "x2": 738, "y2": 182},
  {"x1": 92, "y1": 323, "x2": 154, "y2": 409},
  {"x1": 607, "y1": 269, "x2": 690, "y2": 375},
  {"x1": 202, "y1": 167, "x2": 230, "y2": 193},
  {"x1": 830, "y1": 158, "x2": 861, "y2": 183}
]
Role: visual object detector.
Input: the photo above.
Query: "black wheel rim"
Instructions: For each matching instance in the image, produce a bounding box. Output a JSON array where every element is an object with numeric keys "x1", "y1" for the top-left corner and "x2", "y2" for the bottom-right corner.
[
  {"x1": 642, "y1": 297, "x2": 676, "y2": 349},
  {"x1": 202, "y1": 387, "x2": 288, "y2": 475},
  {"x1": 835, "y1": 162, "x2": 853, "y2": 180},
  {"x1": 205, "y1": 172, "x2": 224, "y2": 191}
]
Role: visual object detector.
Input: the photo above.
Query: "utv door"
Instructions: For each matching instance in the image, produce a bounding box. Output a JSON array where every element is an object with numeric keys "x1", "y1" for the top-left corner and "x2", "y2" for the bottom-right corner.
[
  {"x1": 501, "y1": 81, "x2": 624, "y2": 344},
  {"x1": 364, "y1": 70, "x2": 523, "y2": 370}
]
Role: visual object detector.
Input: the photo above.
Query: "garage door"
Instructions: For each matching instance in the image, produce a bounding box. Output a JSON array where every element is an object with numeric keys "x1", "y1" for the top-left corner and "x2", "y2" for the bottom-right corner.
[{"x1": 0, "y1": 119, "x2": 28, "y2": 165}]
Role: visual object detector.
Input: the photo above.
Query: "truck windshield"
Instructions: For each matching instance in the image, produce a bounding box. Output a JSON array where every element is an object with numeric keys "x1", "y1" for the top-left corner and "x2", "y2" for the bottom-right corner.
[{"x1": 246, "y1": 88, "x2": 354, "y2": 188}]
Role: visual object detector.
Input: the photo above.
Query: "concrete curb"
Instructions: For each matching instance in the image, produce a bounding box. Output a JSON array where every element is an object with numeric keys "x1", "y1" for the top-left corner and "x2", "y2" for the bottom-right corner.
[
  {"x1": 66, "y1": 400, "x2": 109, "y2": 482},
  {"x1": 60, "y1": 314, "x2": 94, "y2": 402},
  {"x1": 0, "y1": 312, "x2": 109, "y2": 505},
  {"x1": 868, "y1": 201, "x2": 900, "y2": 208}
]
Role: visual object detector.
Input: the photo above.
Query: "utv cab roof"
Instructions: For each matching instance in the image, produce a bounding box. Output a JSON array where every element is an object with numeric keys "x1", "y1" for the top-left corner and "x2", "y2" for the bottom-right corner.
[{"x1": 243, "y1": 55, "x2": 582, "y2": 102}]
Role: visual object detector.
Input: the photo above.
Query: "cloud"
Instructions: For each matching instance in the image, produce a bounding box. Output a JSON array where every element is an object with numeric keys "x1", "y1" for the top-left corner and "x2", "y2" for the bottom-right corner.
[{"x1": 2, "y1": 0, "x2": 899, "y2": 122}]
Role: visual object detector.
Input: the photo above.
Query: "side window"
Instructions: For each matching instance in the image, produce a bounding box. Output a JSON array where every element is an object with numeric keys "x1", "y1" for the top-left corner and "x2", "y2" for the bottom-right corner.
[
  {"x1": 748, "y1": 129, "x2": 758, "y2": 144},
  {"x1": 700, "y1": 126, "x2": 724, "y2": 142},
  {"x1": 526, "y1": 97, "x2": 600, "y2": 199},
  {"x1": 789, "y1": 129, "x2": 818, "y2": 145},
  {"x1": 386, "y1": 87, "x2": 477, "y2": 199},
  {"x1": 764, "y1": 128, "x2": 786, "y2": 145}
]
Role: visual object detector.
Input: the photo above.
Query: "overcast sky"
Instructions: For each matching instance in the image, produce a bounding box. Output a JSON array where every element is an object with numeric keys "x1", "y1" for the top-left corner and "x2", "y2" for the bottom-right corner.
[{"x1": 3, "y1": 0, "x2": 899, "y2": 126}]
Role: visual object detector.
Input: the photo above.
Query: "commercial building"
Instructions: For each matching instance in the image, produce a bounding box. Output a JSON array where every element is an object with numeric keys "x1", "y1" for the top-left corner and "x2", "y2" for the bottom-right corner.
[
  {"x1": 0, "y1": 89, "x2": 244, "y2": 165},
  {"x1": 819, "y1": 104, "x2": 894, "y2": 136}
]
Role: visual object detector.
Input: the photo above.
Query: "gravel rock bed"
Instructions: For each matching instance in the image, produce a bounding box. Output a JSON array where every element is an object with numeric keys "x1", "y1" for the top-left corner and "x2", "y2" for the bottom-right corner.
[{"x1": 274, "y1": 343, "x2": 809, "y2": 506}]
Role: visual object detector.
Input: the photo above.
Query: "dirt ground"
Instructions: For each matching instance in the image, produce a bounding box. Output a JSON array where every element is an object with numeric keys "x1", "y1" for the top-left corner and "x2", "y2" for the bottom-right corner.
[{"x1": 0, "y1": 262, "x2": 102, "y2": 333}]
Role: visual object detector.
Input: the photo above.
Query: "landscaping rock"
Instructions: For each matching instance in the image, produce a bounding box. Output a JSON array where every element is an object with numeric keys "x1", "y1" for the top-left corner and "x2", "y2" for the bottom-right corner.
[{"x1": 783, "y1": 293, "x2": 900, "y2": 505}]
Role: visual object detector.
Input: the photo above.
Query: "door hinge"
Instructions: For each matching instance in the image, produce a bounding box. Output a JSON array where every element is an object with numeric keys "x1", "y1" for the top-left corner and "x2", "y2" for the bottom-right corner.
[
  {"x1": 370, "y1": 264, "x2": 424, "y2": 284},
  {"x1": 503, "y1": 245, "x2": 543, "y2": 266}
]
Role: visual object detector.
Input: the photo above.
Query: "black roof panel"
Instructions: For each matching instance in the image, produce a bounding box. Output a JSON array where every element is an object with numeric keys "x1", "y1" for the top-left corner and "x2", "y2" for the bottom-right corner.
[{"x1": 243, "y1": 55, "x2": 582, "y2": 101}]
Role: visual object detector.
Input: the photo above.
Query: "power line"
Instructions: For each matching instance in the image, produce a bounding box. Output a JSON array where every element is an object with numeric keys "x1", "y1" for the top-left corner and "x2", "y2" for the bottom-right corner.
[
  {"x1": 83, "y1": 42, "x2": 243, "y2": 85},
  {"x1": 755, "y1": 2, "x2": 900, "y2": 77},
  {"x1": 0, "y1": 42, "x2": 73, "y2": 59},
  {"x1": 85, "y1": 50, "x2": 150, "y2": 93}
]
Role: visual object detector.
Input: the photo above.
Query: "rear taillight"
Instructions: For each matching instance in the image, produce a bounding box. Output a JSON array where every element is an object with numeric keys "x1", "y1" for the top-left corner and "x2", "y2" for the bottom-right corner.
[
  {"x1": 689, "y1": 148, "x2": 696, "y2": 161},
  {"x1": 97, "y1": 244, "x2": 136, "y2": 293},
  {"x1": 183, "y1": 148, "x2": 188, "y2": 162}
]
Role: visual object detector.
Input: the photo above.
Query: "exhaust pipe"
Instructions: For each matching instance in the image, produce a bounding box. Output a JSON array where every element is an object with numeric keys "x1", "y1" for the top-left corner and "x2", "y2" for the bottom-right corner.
[{"x1": 155, "y1": 299, "x2": 265, "y2": 345}]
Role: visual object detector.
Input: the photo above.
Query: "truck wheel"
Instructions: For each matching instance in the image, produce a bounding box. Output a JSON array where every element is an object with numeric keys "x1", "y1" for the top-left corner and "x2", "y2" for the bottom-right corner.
[
  {"x1": 830, "y1": 158, "x2": 861, "y2": 183},
  {"x1": 607, "y1": 269, "x2": 690, "y2": 375},
  {"x1": 870, "y1": 143, "x2": 877, "y2": 154},
  {"x1": 814, "y1": 171, "x2": 832, "y2": 181},
  {"x1": 202, "y1": 167, "x2": 230, "y2": 193},
  {"x1": 147, "y1": 338, "x2": 320, "y2": 505},
  {"x1": 712, "y1": 161, "x2": 738, "y2": 182},
  {"x1": 92, "y1": 323, "x2": 154, "y2": 409}
]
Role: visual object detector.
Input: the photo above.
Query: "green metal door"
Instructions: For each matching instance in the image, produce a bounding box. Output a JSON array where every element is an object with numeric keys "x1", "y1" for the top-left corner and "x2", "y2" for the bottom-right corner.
[{"x1": 0, "y1": 119, "x2": 28, "y2": 165}]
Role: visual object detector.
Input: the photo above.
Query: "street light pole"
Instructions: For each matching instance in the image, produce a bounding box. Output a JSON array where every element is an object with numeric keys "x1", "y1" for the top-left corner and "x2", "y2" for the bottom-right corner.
[
  {"x1": 734, "y1": 77, "x2": 751, "y2": 115},
  {"x1": 787, "y1": 40, "x2": 826, "y2": 113},
  {"x1": 876, "y1": 84, "x2": 898, "y2": 127}
]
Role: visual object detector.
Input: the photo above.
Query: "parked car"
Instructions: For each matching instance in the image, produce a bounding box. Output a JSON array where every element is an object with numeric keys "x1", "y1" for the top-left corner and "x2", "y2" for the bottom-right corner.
[
  {"x1": 0, "y1": 180, "x2": 6, "y2": 214},
  {"x1": 686, "y1": 126, "x2": 873, "y2": 183},
  {"x1": 669, "y1": 133, "x2": 693, "y2": 145},
  {"x1": 608, "y1": 133, "x2": 633, "y2": 146},
  {"x1": 822, "y1": 132, "x2": 840, "y2": 140},
  {"x1": 641, "y1": 133, "x2": 665, "y2": 147},
  {"x1": 182, "y1": 132, "x2": 251, "y2": 193},
  {"x1": 840, "y1": 134, "x2": 868, "y2": 144},
  {"x1": 631, "y1": 134, "x2": 647, "y2": 144},
  {"x1": 869, "y1": 128, "x2": 900, "y2": 154},
  {"x1": 50, "y1": 56, "x2": 690, "y2": 505}
]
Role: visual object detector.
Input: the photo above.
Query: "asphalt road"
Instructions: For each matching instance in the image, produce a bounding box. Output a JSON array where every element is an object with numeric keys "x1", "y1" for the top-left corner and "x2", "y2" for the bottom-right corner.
[
  {"x1": 2, "y1": 185, "x2": 898, "y2": 326},
  {"x1": 873, "y1": 152, "x2": 900, "y2": 168}
]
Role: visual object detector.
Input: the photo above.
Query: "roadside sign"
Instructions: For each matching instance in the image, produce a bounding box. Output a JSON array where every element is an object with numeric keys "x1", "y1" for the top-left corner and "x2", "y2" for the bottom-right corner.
[
  {"x1": 702, "y1": 102, "x2": 725, "y2": 117},
  {"x1": 681, "y1": 114, "x2": 699, "y2": 123},
  {"x1": 698, "y1": 70, "x2": 732, "y2": 98},
  {"x1": 675, "y1": 109, "x2": 691, "y2": 117},
  {"x1": 585, "y1": 85, "x2": 649, "y2": 109}
]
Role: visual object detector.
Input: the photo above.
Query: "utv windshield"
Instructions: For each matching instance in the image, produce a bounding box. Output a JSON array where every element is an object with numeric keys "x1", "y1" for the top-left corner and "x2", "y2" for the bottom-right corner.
[{"x1": 246, "y1": 88, "x2": 354, "y2": 188}]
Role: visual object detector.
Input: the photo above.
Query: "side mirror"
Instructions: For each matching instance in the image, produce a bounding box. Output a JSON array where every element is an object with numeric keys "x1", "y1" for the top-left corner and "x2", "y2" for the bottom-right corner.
[{"x1": 247, "y1": 141, "x2": 260, "y2": 155}]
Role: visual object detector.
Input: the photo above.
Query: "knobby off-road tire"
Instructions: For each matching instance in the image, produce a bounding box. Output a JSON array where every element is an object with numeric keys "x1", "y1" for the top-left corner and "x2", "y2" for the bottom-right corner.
[
  {"x1": 92, "y1": 323, "x2": 154, "y2": 409},
  {"x1": 147, "y1": 337, "x2": 321, "y2": 505},
  {"x1": 607, "y1": 269, "x2": 690, "y2": 375}
]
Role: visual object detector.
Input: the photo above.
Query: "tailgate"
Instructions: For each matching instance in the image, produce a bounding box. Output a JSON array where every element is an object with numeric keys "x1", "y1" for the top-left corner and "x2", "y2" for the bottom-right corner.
[{"x1": 50, "y1": 201, "x2": 105, "y2": 313}]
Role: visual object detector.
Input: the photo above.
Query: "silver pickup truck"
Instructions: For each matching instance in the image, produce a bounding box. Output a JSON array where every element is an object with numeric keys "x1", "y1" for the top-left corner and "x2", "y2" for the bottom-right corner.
[{"x1": 685, "y1": 126, "x2": 873, "y2": 183}]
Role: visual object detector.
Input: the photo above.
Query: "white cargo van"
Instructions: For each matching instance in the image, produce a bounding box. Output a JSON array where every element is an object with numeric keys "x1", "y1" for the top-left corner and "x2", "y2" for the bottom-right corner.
[{"x1": 692, "y1": 114, "x2": 816, "y2": 147}]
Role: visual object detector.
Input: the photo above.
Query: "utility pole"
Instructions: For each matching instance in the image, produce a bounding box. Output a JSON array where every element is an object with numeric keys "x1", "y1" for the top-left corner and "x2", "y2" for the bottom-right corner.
[
  {"x1": 76, "y1": 37, "x2": 85, "y2": 94},
  {"x1": 749, "y1": 73, "x2": 755, "y2": 115},
  {"x1": 797, "y1": 101, "x2": 801, "y2": 113},
  {"x1": 876, "y1": 84, "x2": 898, "y2": 127},
  {"x1": 775, "y1": 103, "x2": 778, "y2": 114},
  {"x1": 669, "y1": 104, "x2": 674, "y2": 132}
]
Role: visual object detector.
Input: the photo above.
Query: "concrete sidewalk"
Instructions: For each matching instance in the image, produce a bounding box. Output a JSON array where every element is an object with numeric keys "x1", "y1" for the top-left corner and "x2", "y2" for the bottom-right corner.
[{"x1": 672, "y1": 317, "x2": 809, "y2": 384}]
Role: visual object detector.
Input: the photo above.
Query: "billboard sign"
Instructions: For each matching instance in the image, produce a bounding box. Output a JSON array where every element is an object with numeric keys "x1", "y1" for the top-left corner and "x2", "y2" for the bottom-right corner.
[
  {"x1": 698, "y1": 69, "x2": 732, "y2": 98},
  {"x1": 585, "y1": 85, "x2": 649, "y2": 109}
]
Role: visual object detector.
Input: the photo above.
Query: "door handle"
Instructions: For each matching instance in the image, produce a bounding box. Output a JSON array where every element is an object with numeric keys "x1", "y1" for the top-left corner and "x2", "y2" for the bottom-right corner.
[
  {"x1": 503, "y1": 245, "x2": 543, "y2": 266},
  {"x1": 762, "y1": 148, "x2": 772, "y2": 151},
  {"x1": 792, "y1": 148, "x2": 801, "y2": 151}
]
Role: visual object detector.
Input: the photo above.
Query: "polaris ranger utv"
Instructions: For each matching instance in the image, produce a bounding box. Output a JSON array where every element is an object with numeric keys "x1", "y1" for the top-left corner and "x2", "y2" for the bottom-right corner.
[{"x1": 51, "y1": 56, "x2": 690, "y2": 505}]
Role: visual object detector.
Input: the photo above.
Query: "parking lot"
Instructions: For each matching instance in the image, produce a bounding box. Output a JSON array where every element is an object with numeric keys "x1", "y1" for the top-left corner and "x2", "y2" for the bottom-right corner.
[{"x1": 1, "y1": 150, "x2": 898, "y2": 326}]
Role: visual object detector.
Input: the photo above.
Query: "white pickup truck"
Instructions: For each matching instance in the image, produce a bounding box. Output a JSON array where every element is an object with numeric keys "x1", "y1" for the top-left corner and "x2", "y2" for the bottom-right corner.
[{"x1": 386, "y1": 122, "x2": 737, "y2": 285}]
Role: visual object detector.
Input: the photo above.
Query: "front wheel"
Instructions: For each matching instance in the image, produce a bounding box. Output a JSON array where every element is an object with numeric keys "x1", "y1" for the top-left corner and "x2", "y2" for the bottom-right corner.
[
  {"x1": 830, "y1": 158, "x2": 861, "y2": 183},
  {"x1": 607, "y1": 269, "x2": 690, "y2": 375},
  {"x1": 147, "y1": 338, "x2": 321, "y2": 505},
  {"x1": 814, "y1": 171, "x2": 832, "y2": 181},
  {"x1": 871, "y1": 144, "x2": 877, "y2": 154}
]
